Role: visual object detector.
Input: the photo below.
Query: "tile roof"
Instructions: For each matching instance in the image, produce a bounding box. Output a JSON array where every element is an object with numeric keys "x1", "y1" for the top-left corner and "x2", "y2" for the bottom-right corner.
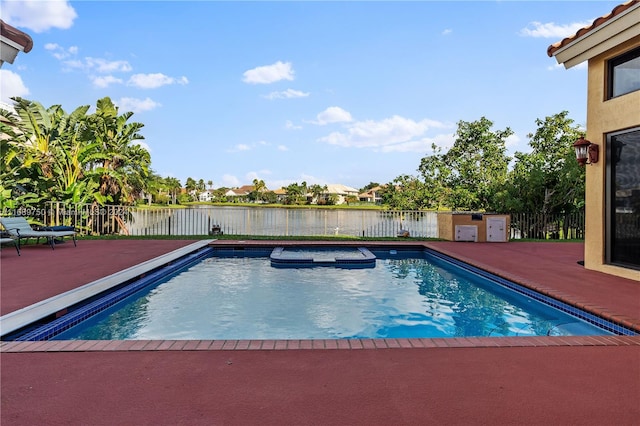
[
  {"x1": 547, "y1": 0, "x2": 639, "y2": 57},
  {"x1": 0, "y1": 20, "x2": 33, "y2": 53}
]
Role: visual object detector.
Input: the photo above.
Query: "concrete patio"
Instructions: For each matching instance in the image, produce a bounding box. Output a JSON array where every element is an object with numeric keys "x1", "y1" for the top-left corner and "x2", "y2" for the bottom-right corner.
[{"x1": 1, "y1": 239, "x2": 638, "y2": 425}]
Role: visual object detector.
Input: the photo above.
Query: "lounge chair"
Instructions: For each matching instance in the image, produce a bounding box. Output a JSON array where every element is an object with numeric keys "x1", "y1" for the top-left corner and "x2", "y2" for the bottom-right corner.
[
  {"x1": 0, "y1": 236, "x2": 20, "y2": 255},
  {"x1": 0, "y1": 216, "x2": 77, "y2": 251}
]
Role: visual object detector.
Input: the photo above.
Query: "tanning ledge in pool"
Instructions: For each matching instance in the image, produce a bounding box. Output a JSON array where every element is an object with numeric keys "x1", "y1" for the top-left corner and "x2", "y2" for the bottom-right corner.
[{"x1": 270, "y1": 247, "x2": 376, "y2": 268}]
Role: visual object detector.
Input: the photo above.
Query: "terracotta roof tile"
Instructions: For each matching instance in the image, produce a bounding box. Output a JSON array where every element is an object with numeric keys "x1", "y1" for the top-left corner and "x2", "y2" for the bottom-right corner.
[
  {"x1": 547, "y1": 0, "x2": 639, "y2": 57},
  {"x1": 0, "y1": 20, "x2": 33, "y2": 53}
]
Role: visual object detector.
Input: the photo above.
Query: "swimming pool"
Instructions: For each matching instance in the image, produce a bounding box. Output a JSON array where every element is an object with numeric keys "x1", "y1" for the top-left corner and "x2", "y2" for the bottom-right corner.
[{"x1": 12, "y1": 246, "x2": 630, "y2": 341}]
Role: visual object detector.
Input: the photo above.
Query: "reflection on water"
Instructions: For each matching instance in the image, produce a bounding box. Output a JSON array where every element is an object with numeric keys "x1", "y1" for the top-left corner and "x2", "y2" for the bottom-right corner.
[{"x1": 55, "y1": 254, "x2": 609, "y2": 340}]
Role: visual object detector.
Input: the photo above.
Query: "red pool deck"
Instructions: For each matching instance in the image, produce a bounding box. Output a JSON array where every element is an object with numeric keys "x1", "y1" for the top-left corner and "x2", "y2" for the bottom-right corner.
[{"x1": 1, "y1": 239, "x2": 639, "y2": 425}]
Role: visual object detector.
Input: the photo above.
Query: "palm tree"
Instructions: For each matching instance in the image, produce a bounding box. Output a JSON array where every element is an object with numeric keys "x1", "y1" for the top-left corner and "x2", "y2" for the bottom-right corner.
[
  {"x1": 86, "y1": 97, "x2": 150, "y2": 205},
  {"x1": 252, "y1": 178, "x2": 266, "y2": 202},
  {"x1": 309, "y1": 184, "x2": 328, "y2": 204},
  {"x1": 164, "y1": 177, "x2": 182, "y2": 204},
  {"x1": 0, "y1": 98, "x2": 104, "y2": 208}
]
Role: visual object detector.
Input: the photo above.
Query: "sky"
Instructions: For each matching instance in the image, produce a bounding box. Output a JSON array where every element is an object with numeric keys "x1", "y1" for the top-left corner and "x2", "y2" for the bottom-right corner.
[{"x1": 0, "y1": 0, "x2": 623, "y2": 192}]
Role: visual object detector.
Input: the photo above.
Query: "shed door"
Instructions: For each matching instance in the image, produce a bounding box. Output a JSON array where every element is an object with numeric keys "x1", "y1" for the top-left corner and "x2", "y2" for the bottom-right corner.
[{"x1": 486, "y1": 217, "x2": 506, "y2": 242}]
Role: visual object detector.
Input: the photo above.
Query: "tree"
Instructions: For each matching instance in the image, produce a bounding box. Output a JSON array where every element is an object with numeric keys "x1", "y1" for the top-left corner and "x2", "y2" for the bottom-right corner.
[
  {"x1": 308, "y1": 184, "x2": 327, "y2": 204},
  {"x1": 403, "y1": 118, "x2": 513, "y2": 211},
  {"x1": 440, "y1": 117, "x2": 512, "y2": 210},
  {"x1": 359, "y1": 182, "x2": 380, "y2": 193},
  {"x1": 1, "y1": 96, "x2": 154, "y2": 212},
  {"x1": 283, "y1": 181, "x2": 307, "y2": 205},
  {"x1": 251, "y1": 178, "x2": 267, "y2": 203},
  {"x1": 0, "y1": 98, "x2": 104, "y2": 209},
  {"x1": 185, "y1": 177, "x2": 196, "y2": 192},
  {"x1": 382, "y1": 175, "x2": 431, "y2": 210},
  {"x1": 87, "y1": 97, "x2": 150, "y2": 205},
  {"x1": 495, "y1": 111, "x2": 584, "y2": 238},
  {"x1": 164, "y1": 177, "x2": 182, "y2": 204},
  {"x1": 185, "y1": 177, "x2": 197, "y2": 201}
]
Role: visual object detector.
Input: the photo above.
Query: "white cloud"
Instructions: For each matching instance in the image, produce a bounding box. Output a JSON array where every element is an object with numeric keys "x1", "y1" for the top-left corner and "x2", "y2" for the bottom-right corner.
[
  {"x1": 45, "y1": 43, "x2": 79, "y2": 61},
  {"x1": 284, "y1": 120, "x2": 302, "y2": 130},
  {"x1": 0, "y1": 70, "x2": 29, "y2": 103},
  {"x1": 243, "y1": 61, "x2": 294, "y2": 84},
  {"x1": 245, "y1": 170, "x2": 272, "y2": 183},
  {"x1": 263, "y1": 88, "x2": 310, "y2": 99},
  {"x1": 379, "y1": 133, "x2": 456, "y2": 153},
  {"x1": 318, "y1": 115, "x2": 452, "y2": 150},
  {"x1": 442, "y1": 29, "x2": 452, "y2": 36},
  {"x1": 127, "y1": 73, "x2": 189, "y2": 89},
  {"x1": 49, "y1": 50, "x2": 133, "y2": 75},
  {"x1": 222, "y1": 174, "x2": 241, "y2": 187},
  {"x1": 277, "y1": 145, "x2": 289, "y2": 151},
  {"x1": 1, "y1": 0, "x2": 77, "y2": 32},
  {"x1": 91, "y1": 75, "x2": 123, "y2": 88},
  {"x1": 505, "y1": 133, "x2": 521, "y2": 149},
  {"x1": 85, "y1": 58, "x2": 132, "y2": 73},
  {"x1": 227, "y1": 144, "x2": 251, "y2": 153},
  {"x1": 314, "y1": 106, "x2": 353, "y2": 125},
  {"x1": 116, "y1": 97, "x2": 161, "y2": 113},
  {"x1": 227, "y1": 140, "x2": 279, "y2": 152},
  {"x1": 520, "y1": 21, "x2": 591, "y2": 38}
]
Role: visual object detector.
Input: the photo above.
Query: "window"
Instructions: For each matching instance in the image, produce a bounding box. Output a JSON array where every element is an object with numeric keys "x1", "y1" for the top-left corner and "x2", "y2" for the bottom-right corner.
[
  {"x1": 606, "y1": 128, "x2": 640, "y2": 270},
  {"x1": 607, "y1": 46, "x2": 640, "y2": 99}
]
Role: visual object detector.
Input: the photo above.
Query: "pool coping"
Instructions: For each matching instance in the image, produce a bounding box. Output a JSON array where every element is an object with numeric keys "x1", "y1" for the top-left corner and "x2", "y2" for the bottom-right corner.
[
  {"x1": 2, "y1": 239, "x2": 639, "y2": 352},
  {"x1": 2, "y1": 335, "x2": 640, "y2": 353}
]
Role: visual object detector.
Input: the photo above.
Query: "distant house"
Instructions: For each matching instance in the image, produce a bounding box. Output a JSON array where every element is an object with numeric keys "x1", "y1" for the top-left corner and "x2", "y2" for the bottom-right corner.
[
  {"x1": 273, "y1": 188, "x2": 288, "y2": 203},
  {"x1": 224, "y1": 185, "x2": 255, "y2": 202},
  {"x1": 0, "y1": 20, "x2": 33, "y2": 68},
  {"x1": 198, "y1": 189, "x2": 215, "y2": 202},
  {"x1": 358, "y1": 186, "x2": 384, "y2": 204},
  {"x1": 321, "y1": 184, "x2": 359, "y2": 205},
  {"x1": 547, "y1": 0, "x2": 639, "y2": 280}
]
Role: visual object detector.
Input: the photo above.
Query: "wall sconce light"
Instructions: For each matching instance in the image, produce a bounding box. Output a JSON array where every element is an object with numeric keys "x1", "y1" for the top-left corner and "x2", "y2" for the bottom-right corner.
[{"x1": 573, "y1": 137, "x2": 599, "y2": 166}]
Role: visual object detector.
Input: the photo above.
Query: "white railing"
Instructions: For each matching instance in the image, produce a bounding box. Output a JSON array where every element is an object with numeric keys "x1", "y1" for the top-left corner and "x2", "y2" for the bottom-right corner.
[
  {"x1": 37, "y1": 203, "x2": 440, "y2": 238},
  {"x1": 3, "y1": 203, "x2": 593, "y2": 240}
]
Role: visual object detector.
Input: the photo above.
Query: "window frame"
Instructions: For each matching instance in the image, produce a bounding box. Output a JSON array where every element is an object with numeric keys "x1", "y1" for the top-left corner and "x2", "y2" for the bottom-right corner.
[
  {"x1": 606, "y1": 46, "x2": 640, "y2": 100},
  {"x1": 605, "y1": 127, "x2": 640, "y2": 270}
]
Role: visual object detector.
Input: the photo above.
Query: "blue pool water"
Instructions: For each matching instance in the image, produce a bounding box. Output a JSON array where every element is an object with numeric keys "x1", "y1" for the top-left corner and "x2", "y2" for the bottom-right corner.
[{"x1": 45, "y1": 248, "x2": 615, "y2": 341}]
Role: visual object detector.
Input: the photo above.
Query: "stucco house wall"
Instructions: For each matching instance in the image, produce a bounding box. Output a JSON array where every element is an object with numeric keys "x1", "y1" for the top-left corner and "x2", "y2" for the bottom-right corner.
[{"x1": 585, "y1": 34, "x2": 640, "y2": 280}]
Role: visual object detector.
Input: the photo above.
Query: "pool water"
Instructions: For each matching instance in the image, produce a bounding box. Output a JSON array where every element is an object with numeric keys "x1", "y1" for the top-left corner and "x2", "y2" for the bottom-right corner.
[{"x1": 52, "y1": 250, "x2": 611, "y2": 340}]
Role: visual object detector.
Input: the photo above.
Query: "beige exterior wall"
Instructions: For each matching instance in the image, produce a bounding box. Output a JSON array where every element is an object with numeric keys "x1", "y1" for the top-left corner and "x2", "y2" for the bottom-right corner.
[{"x1": 585, "y1": 34, "x2": 640, "y2": 280}]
